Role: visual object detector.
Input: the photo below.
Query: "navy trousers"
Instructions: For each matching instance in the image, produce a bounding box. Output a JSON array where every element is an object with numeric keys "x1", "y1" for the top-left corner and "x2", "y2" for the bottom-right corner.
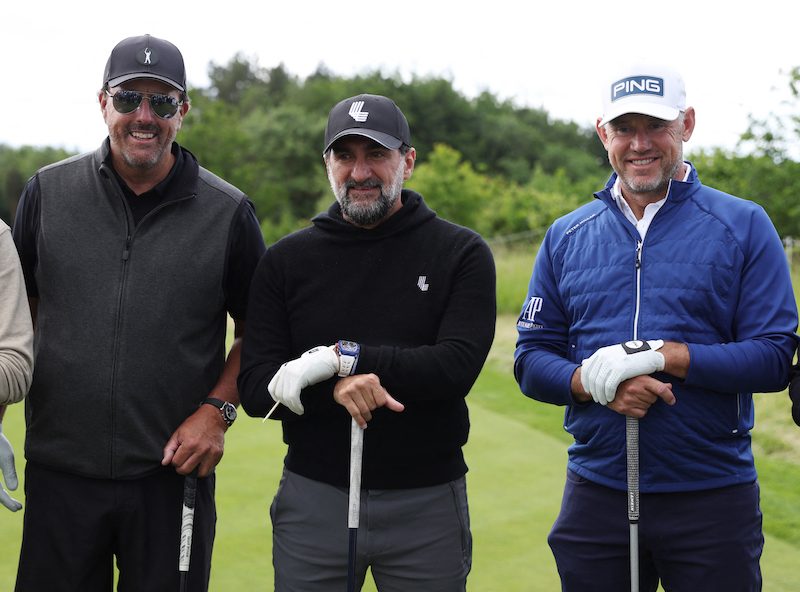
[{"x1": 548, "y1": 469, "x2": 763, "y2": 592}]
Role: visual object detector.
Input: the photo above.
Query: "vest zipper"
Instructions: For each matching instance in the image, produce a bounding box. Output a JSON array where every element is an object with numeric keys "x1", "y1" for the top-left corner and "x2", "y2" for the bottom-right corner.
[{"x1": 109, "y1": 234, "x2": 132, "y2": 478}]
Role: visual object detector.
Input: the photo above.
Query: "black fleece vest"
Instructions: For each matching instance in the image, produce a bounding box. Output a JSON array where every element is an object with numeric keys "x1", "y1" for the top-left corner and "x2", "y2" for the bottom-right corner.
[{"x1": 27, "y1": 145, "x2": 245, "y2": 478}]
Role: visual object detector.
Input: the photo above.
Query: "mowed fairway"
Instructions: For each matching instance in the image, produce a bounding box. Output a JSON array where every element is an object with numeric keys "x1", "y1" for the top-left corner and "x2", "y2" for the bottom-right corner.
[{"x1": 1, "y1": 315, "x2": 798, "y2": 590}]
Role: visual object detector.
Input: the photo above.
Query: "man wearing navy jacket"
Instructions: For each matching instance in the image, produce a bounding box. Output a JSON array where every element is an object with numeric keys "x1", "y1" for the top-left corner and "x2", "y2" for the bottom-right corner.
[{"x1": 514, "y1": 64, "x2": 798, "y2": 592}]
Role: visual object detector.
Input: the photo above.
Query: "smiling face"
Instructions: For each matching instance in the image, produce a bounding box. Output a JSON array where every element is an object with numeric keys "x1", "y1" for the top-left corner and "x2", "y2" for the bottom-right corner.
[
  {"x1": 597, "y1": 107, "x2": 695, "y2": 203},
  {"x1": 324, "y1": 136, "x2": 416, "y2": 228},
  {"x1": 99, "y1": 78, "x2": 189, "y2": 185}
]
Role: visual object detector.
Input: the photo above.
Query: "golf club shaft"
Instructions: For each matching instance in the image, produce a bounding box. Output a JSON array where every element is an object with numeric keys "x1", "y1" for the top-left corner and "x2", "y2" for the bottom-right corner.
[
  {"x1": 347, "y1": 418, "x2": 364, "y2": 592},
  {"x1": 179, "y1": 470, "x2": 199, "y2": 592},
  {"x1": 626, "y1": 416, "x2": 640, "y2": 592}
]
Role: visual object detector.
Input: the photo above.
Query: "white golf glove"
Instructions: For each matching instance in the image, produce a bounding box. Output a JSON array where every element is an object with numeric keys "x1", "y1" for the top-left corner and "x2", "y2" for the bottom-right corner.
[
  {"x1": 0, "y1": 422, "x2": 22, "y2": 512},
  {"x1": 580, "y1": 340, "x2": 665, "y2": 405},
  {"x1": 267, "y1": 346, "x2": 339, "y2": 415}
]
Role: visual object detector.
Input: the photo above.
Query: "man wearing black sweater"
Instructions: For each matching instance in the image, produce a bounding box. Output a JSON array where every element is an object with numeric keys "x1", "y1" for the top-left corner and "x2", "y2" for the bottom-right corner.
[{"x1": 238, "y1": 94, "x2": 496, "y2": 591}]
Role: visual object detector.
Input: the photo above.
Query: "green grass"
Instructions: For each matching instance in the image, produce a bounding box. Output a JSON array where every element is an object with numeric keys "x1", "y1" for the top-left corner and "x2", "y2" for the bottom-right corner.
[{"x1": 1, "y1": 244, "x2": 799, "y2": 590}]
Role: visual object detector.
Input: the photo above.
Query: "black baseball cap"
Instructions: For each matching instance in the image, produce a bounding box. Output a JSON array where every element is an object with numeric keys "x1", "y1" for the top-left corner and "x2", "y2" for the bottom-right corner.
[
  {"x1": 103, "y1": 34, "x2": 186, "y2": 92},
  {"x1": 323, "y1": 94, "x2": 411, "y2": 154}
]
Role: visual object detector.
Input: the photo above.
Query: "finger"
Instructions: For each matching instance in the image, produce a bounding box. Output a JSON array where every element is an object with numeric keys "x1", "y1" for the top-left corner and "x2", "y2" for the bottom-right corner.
[
  {"x1": 161, "y1": 436, "x2": 179, "y2": 466},
  {"x1": 0, "y1": 463, "x2": 18, "y2": 492},
  {"x1": 383, "y1": 393, "x2": 405, "y2": 413},
  {"x1": 0, "y1": 488, "x2": 22, "y2": 512},
  {"x1": 655, "y1": 382, "x2": 676, "y2": 405}
]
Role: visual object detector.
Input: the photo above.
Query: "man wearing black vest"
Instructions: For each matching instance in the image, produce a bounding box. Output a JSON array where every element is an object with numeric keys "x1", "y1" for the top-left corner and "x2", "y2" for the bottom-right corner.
[{"x1": 11, "y1": 34, "x2": 265, "y2": 591}]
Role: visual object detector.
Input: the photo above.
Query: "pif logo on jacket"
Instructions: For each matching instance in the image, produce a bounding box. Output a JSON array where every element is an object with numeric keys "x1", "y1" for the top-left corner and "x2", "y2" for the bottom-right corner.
[
  {"x1": 611, "y1": 76, "x2": 664, "y2": 102},
  {"x1": 517, "y1": 296, "x2": 544, "y2": 330}
]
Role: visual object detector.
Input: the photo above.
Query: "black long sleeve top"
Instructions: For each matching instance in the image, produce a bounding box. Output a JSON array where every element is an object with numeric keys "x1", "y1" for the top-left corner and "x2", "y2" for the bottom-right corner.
[{"x1": 239, "y1": 191, "x2": 496, "y2": 488}]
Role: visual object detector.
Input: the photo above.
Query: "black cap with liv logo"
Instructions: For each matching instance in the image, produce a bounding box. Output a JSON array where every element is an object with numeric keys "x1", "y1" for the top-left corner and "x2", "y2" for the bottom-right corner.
[{"x1": 323, "y1": 94, "x2": 411, "y2": 154}]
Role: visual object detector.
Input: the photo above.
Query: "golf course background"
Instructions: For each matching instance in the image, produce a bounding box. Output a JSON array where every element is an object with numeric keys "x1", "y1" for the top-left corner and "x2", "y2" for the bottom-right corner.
[{"x1": 1, "y1": 245, "x2": 798, "y2": 590}]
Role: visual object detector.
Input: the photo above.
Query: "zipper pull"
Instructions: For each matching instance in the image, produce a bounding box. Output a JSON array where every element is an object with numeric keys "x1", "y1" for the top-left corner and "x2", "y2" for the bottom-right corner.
[{"x1": 635, "y1": 241, "x2": 643, "y2": 269}]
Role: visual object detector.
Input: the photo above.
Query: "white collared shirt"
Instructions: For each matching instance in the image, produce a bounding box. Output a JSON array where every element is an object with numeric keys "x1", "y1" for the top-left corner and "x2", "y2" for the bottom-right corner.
[{"x1": 612, "y1": 162, "x2": 692, "y2": 239}]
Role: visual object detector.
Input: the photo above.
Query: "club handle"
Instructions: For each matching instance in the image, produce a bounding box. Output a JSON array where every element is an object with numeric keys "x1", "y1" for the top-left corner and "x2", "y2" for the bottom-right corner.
[
  {"x1": 179, "y1": 471, "x2": 199, "y2": 573},
  {"x1": 348, "y1": 418, "x2": 364, "y2": 529}
]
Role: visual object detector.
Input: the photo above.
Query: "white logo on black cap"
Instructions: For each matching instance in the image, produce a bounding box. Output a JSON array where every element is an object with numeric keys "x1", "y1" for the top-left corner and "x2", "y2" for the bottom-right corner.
[
  {"x1": 348, "y1": 101, "x2": 368, "y2": 122},
  {"x1": 144, "y1": 48, "x2": 152, "y2": 64}
]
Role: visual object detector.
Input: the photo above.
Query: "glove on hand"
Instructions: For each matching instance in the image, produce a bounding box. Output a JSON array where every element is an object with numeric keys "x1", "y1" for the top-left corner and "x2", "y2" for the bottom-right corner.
[
  {"x1": 789, "y1": 369, "x2": 800, "y2": 427},
  {"x1": 268, "y1": 346, "x2": 339, "y2": 415},
  {"x1": 581, "y1": 340, "x2": 665, "y2": 405},
  {"x1": 0, "y1": 423, "x2": 22, "y2": 512}
]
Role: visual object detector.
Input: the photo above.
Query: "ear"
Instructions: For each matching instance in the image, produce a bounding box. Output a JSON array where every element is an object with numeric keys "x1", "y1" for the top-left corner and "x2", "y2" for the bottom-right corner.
[
  {"x1": 595, "y1": 118, "x2": 610, "y2": 149},
  {"x1": 99, "y1": 90, "x2": 110, "y2": 121},
  {"x1": 402, "y1": 147, "x2": 417, "y2": 180},
  {"x1": 681, "y1": 107, "x2": 696, "y2": 141}
]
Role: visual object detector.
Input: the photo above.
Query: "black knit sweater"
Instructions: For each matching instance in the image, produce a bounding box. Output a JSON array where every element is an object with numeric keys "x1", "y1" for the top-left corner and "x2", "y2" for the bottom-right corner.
[{"x1": 239, "y1": 191, "x2": 496, "y2": 488}]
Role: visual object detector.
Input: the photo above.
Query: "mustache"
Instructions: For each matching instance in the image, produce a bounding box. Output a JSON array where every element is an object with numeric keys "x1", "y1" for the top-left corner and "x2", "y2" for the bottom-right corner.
[
  {"x1": 128, "y1": 125, "x2": 160, "y2": 134},
  {"x1": 344, "y1": 179, "x2": 381, "y2": 190}
]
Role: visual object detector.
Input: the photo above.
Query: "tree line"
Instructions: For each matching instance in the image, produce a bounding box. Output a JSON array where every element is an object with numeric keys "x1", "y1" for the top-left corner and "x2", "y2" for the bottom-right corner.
[{"x1": 1, "y1": 57, "x2": 798, "y2": 241}]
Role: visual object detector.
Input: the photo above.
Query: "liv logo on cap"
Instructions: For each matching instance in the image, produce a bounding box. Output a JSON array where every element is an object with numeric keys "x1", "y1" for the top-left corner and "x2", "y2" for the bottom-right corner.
[{"x1": 348, "y1": 101, "x2": 369, "y2": 122}]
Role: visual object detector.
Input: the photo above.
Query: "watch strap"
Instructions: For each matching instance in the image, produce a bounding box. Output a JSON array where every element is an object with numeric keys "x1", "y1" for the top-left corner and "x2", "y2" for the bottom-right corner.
[
  {"x1": 202, "y1": 397, "x2": 236, "y2": 427},
  {"x1": 336, "y1": 340, "x2": 360, "y2": 377}
]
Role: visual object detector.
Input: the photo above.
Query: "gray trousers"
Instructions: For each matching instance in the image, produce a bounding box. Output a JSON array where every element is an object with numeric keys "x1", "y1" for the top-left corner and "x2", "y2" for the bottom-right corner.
[{"x1": 271, "y1": 469, "x2": 472, "y2": 592}]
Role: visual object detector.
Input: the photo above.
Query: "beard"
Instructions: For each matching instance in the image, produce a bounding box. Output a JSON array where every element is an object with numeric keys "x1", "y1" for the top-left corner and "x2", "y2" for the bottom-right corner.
[
  {"x1": 328, "y1": 158, "x2": 406, "y2": 227},
  {"x1": 110, "y1": 124, "x2": 176, "y2": 171},
  {"x1": 620, "y1": 154, "x2": 683, "y2": 196}
]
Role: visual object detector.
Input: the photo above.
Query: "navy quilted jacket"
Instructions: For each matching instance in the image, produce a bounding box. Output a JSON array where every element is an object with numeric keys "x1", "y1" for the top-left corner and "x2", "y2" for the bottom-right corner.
[{"x1": 514, "y1": 164, "x2": 798, "y2": 493}]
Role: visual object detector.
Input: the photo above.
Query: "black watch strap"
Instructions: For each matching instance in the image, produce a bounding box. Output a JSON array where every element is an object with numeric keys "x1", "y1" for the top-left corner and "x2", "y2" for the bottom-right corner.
[{"x1": 202, "y1": 397, "x2": 237, "y2": 427}]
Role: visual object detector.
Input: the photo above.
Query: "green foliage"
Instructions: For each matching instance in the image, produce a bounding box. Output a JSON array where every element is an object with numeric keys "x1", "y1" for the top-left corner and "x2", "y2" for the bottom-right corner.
[
  {"x1": 177, "y1": 55, "x2": 611, "y2": 237},
  {"x1": 691, "y1": 148, "x2": 800, "y2": 237},
  {"x1": 0, "y1": 144, "x2": 72, "y2": 222},
  {"x1": 412, "y1": 144, "x2": 605, "y2": 242}
]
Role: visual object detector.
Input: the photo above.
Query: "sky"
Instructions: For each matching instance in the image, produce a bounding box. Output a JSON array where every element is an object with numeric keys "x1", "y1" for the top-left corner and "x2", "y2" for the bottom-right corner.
[{"x1": 2, "y1": 1, "x2": 798, "y2": 156}]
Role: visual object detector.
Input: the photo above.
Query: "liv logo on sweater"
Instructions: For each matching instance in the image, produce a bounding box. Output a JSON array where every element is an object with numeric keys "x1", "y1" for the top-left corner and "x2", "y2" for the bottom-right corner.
[{"x1": 417, "y1": 276, "x2": 430, "y2": 291}]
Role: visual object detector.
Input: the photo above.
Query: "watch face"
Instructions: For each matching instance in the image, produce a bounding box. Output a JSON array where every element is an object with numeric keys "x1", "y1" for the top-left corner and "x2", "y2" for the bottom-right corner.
[
  {"x1": 339, "y1": 340, "x2": 359, "y2": 354},
  {"x1": 223, "y1": 403, "x2": 237, "y2": 422}
]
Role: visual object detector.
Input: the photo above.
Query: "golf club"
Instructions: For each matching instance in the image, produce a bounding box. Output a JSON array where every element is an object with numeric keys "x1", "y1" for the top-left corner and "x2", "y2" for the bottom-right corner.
[
  {"x1": 626, "y1": 416, "x2": 640, "y2": 592},
  {"x1": 348, "y1": 417, "x2": 364, "y2": 592},
  {"x1": 178, "y1": 469, "x2": 199, "y2": 592}
]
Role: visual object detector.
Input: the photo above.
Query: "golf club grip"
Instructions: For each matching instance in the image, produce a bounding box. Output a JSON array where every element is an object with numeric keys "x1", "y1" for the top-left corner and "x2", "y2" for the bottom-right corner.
[
  {"x1": 348, "y1": 418, "x2": 364, "y2": 529},
  {"x1": 347, "y1": 528, "x2": 358, "y2": 592},
  {"x1": 178, "y1": 472, "x2": 198, "y2": 573},
  {"x1": 625, "y1": 416, "x2": 640, "y2": 522}
]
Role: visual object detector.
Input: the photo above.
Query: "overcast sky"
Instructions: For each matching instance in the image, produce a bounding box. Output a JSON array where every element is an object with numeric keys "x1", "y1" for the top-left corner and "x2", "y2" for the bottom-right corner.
[{"x1": 3, "y1": 1, "x2": 797, "y2": 155}]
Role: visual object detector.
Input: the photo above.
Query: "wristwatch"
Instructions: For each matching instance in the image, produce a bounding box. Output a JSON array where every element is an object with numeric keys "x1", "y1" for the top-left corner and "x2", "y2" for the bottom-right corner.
[
  {"x1": 336, "y1": 340, "x2": 361, "y2": 377},
  {"x1": 202, "y1": 397, "x2": 237, "y2": 427}
]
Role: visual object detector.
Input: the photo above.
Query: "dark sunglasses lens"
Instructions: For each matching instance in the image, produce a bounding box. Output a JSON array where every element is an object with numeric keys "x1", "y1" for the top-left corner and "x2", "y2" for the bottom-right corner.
[
  {"x1": 112, "y1": 90, "x2": 143, "y2": 114},
  {"x1": 149, "y1": 94, "x2": 180, "y2": 119}
]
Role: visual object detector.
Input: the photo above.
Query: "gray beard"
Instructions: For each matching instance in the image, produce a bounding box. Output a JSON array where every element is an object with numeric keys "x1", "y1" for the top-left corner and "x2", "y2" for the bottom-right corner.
[
  {"x1": 339, "y1": 185, "x2": 397, "y2": 227},
  {"x1": 329, "y1": 159, "x2": 405, "y2": 227}
]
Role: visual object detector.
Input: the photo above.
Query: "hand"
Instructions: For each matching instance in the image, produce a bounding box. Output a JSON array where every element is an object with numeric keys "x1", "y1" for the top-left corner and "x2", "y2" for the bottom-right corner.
[
  {"x1": 333, "y1": 374, "x2": 405, "y2": 428},
  {"x1": 790, "y1": 372, "x2": 800, "y2": 427},
  {"x1": 608, "y1": 376, "x2": 676, "y2": 418},
  {"x1": 581, "y1": 340, "x2": 665, "y2": 405},
  {"x1": 0, "y1": 423, "x2": 22, "y2": 512},
  {"x1": 162, "y1": 406, "x2": 226, "y2": 477},
  {"x1": 268, "y1": 346, "x2": 339, "y2": 415}
]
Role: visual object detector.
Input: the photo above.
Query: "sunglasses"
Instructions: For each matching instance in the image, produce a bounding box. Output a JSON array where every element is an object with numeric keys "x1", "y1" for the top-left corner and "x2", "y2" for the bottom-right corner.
[{"x1": 104, "y1": 88, "x2": 183, "y2": 120}]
